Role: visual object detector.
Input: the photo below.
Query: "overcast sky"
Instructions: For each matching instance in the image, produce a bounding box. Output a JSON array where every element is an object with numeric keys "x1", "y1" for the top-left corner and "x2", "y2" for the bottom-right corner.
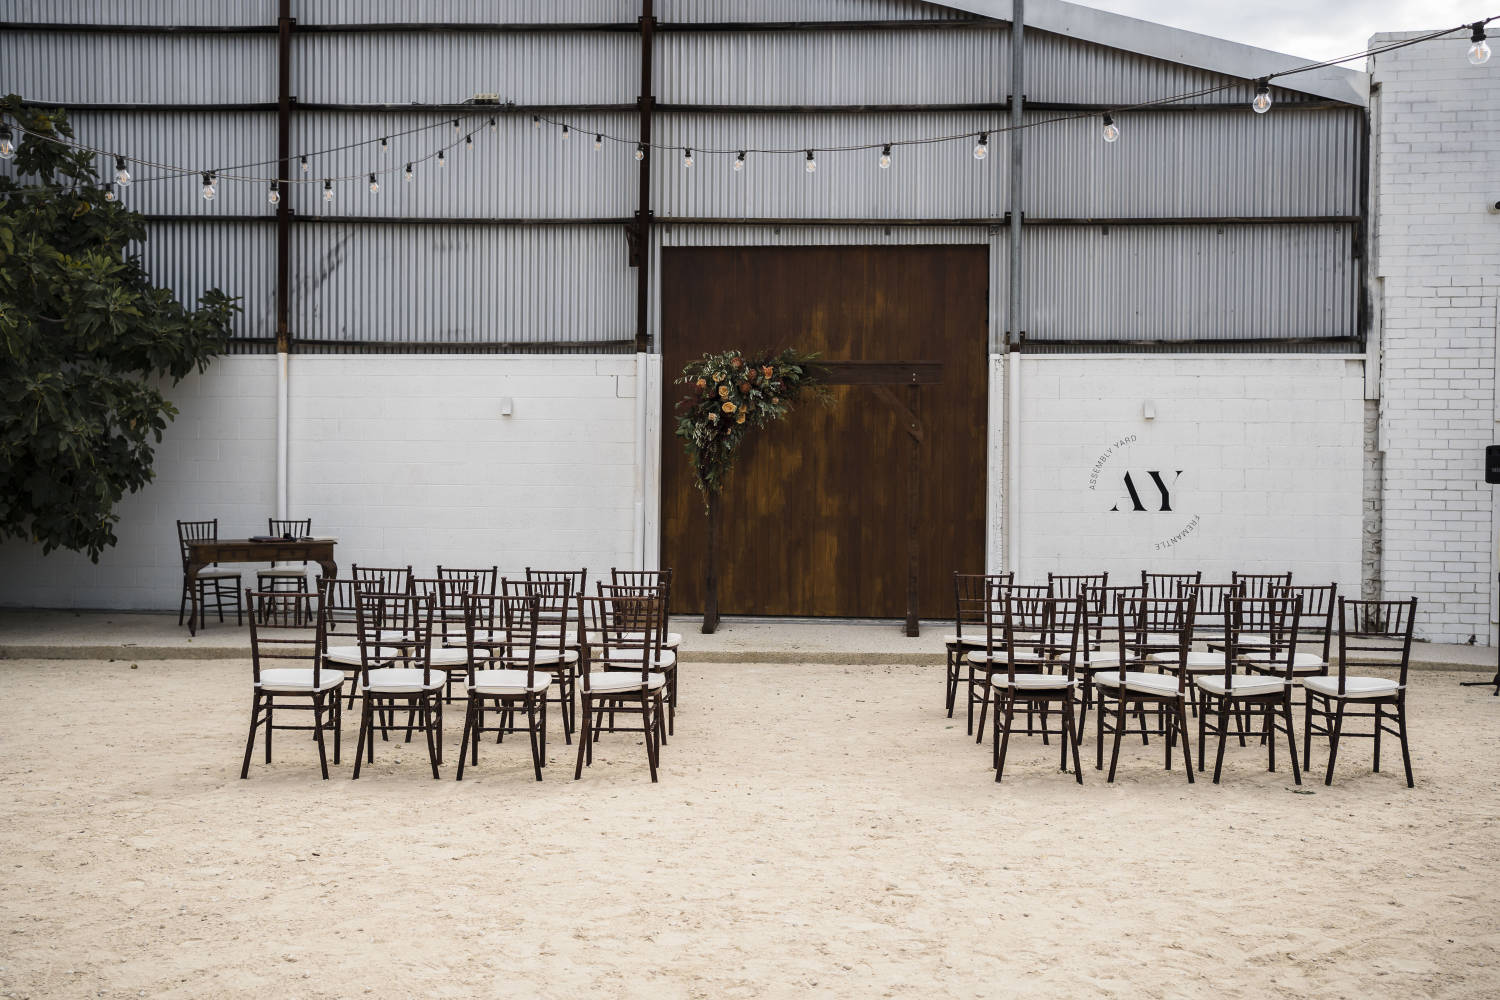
[{"x1": 1076, "y1": 1, "x2": 1488, "y2": 64}]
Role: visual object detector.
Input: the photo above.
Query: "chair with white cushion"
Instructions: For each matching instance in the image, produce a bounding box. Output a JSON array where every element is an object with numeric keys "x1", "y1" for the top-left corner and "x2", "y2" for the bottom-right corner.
[
  {"x1": 988, "y1": 593, "x2": 1085, "y2": 783},
  {"x1": 969, "y1": 583, "x2": 1049, "y2": 742},
  {"x1": 1305, "y1": 597, "x2": 1417, "y2": 787},
  {"x1": 352, "y1": 564, "x2": 413, "y2": 597},
  {"x1": 1194, "y1": 594, "x2": 1304, "y2": 784},
  {"x1": 1159, "y1": 583, "x2": 1242, "y2": 714},
  {"x1": 503, "y1": 576, "x2": 583, "y2": 743},
  {"x1": 415, "y1": 575, "x2": 479, "y2": 702},
  {"x1": 599, "y1": 579, "x2": 679, "y2": 736},
  {"x1": 1093, "y1": 594, "x2": 1197, "y2": 783},
  {"x1": 256, "y1": 517, "x2": 312, "y2": 595},
  {"x1": 612, "y1": 568, "x2": 683, "y2": 718},
  {"x1": 176, "y1": 518, "x2": 242, "y2": 630},
  {"x1": 1075, "y1": 584, "x2": 1141, "y2": 737},
  {"x1": 945, "y1": 572, "x2": 1013, "y2": 721},
  {"x1": 241, "y1": 589, "x2": 342, "y2": 779},
  {"x1": 1232, "y1": 570, "x2": 1293, "y2": 599},
  {"x1": 456, "y1": 593, "x2": 555, "y2": 781},
  {"x1": 1242, "y1": 583, "x2": 1337, "y2": 689},
  {"x1": 575, "y1": 593, "x2": 670, "y2": 782},
  {"x1": 351, "y1": 591, "x2": 443, "y2": 779}
]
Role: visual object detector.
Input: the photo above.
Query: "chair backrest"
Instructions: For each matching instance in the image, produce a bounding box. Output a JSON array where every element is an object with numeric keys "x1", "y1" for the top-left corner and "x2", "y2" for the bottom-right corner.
[
  {"x1": 1232, "y1": 571, "x2": 1293, "y2": 599},
  {"x1": 581, "y1": 593, "x2": 663, "y2": 690},
  {"x1": 414, "y1": 576, "x2": 474, "y2": 647},
  {"x1": 503, "y1": 576, "x2": 579, "y2": 645},
  {"x1": 1083, "y1": 584, "x2": 1142, "y2": 662},
  {"x1": 597, "y1": 581, "x2": 670, "y2": 637},
  {"x1": 268, "y1": 517, "x2": 311, "y2": 539},
  {"x1": 464, "y1": 592, "x2": 550, "y2": 690},
  {"x1": 979, "y1": 581, "x2": 1047, "y2": 651},
  {"x1": 247, "y1": 588, "x2": 326, "y2": 688},
  {"x1": 527, "y1": 567, "x2": 588, "y2": 598},
  {"x1": 354, "y1": 591, "x2": 433, "y2": 682},
  {"x1": 1019, "y1": 594, "x2": 1084, "y2": 683},
  {"x1": 1183, "y1": 583, "x2": 1241, "y2": 638},
  {"x1": 1141, "y1": 570, "x2": 1201, "y2": 599},
  {"x1": 352, "y1": 564, "x2": 412, "y2": 595},
  {"x1": 1114, "y1": 594, "x2": 1197, "y2": 690},
  {"x1": 177, "y1": 518, "x2": 217, "y2": 569},
  {"x1": 436, "y1": 565, "x2": 498, "y2": 596},
  {"x1": 1225, "y1": 594, "x2": 1302, "y2": 685},
  {"x1": 611, "y1": 568, "x2": 674, "y2": 591},
  {"x1": 318, "y1": 577, "x2": 360, "y2": 635},
  {"x1": 1047, "y1": 572, "x2": 1107, "y2": 602},
  {"x1": 1272, "y1": 583, "x2": 1337, "y2": 663},
  {"x1": 1337, "y1": 596, "x2": 1418, "y2": 693},
  {"x1": 953, "y1": 572, "x2": 1014, "y2": 643}
]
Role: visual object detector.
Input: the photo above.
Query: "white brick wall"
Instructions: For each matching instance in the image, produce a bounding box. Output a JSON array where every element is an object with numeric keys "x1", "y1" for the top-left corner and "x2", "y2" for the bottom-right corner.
[
  {"x1": 0, "y1": 354, "x2": 640, "y2": 610},
  {"x1": 1371, "y1": 33, "x2": 1500, "y2": 642},
  {"x1": 1007, "y1": 355, "x2": 1364, "y2": 591}
]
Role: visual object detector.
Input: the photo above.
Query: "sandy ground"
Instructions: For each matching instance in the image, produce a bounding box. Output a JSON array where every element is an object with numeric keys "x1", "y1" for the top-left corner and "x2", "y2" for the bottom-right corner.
[{"x1": 0, "y1": 658, "x2": 1497, "y2": 1000}]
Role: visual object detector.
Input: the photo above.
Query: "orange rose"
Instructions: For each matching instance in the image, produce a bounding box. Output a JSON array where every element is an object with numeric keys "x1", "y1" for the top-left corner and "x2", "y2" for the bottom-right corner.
[
  {"x1": 707, "y1": 411, "x2": 719, "y2": 423},
  {"x1": 731, "y1": 357, "x2": 743, "y2": 369},
  {"x1": 722, "y1": 401, "x2": 736, "y2": 413},
  {"x1": 695, "y1": 377, "x2": 706, "y2": 389},
  {"x1": 772, "y1": 397, "x2": 780, "y2": 405},
  {"x1": 762, "y1": 366, "x2": 774, "y2": 379},
  {"x1": 718, "y1": 385, "x2": 729, "y2": 399},
  {"x1": 735, "y1": 412, "x2": 746, "y2": 424},
  {"x1": 739, "y1": 382, "x2": 750, "y2": 393}
]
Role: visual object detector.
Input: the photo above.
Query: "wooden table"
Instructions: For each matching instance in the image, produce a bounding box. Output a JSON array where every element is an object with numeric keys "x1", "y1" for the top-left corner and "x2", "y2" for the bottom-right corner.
[{"x1": 184, "y1": 538, "x2": 337, "y2": 635}]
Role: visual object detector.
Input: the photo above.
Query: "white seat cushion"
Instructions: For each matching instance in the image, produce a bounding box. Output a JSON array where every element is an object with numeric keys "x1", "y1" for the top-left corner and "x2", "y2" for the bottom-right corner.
[
  {"x1": 1149, "y1": 650, "x2": 1227, "y2": 673},
  {"x1": 256, "y1": 568, "x2": 307, "y2": 578},
  {"x1": 1303, "y1": 675, "x2": 1402, "y2": 700},
  {"x1": 587, "y1": 671, "x2": 667, "y2": 693},
  {"x1": 323, "y1": 644, "x2": 404, "y2": 667},
  {"x1": 428, "y1": 646, "x2": 472, "y2": 667},
  {"x1": 469, "y1": 669, "x2": 553, "y2": 696},
  {"x1": 1195, "y1": 674, "x2": 1287, "y2": 697},
  {"x1": 596, "y1": 649, "x2": 676, "y2": 670},
  {"x1": 945, "y1": 633, "x2": 988, "y2": 647},
  {"x1": 1240, "y1": 651, "x2": 1328, "y2": 674},
  {"x1": 1091, "y1": 671, "x2": 1182, "y2": 696},
  {"x1": 256, "y1": 668, "x2": 344, "y2": 693},
  {"x1": 359, "y1": 668, "x2": 446, "y2": 694},
  {"x1": 991, "y1": 673, "x2": 1076, "y2": 691},
  {"x1": 193, "y1": 568, "x2": 240, "y2": 580}
]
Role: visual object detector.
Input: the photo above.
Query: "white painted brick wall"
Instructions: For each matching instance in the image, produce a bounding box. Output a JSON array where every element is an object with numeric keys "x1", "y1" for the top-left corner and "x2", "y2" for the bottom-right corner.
[
  {"x1": 0, "y1": 354, "x2": 640, "y2": 610},
  {"x1": 1010, "y1": 355, "x2": 1364, "y2": 591},
  {"x1": 1371, "y1": 33, "x2": 1500, "y2": 642}
]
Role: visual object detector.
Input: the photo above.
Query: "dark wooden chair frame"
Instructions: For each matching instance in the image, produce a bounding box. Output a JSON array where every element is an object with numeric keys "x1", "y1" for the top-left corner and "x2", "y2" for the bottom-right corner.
[
  {"x1": 351, "y1": 564, "x2": 414, "y2": 596},
  {"x1": 990, "y1": 593, "x2": 1085, "y2": 784},
  {"x1": 575, "y1": 593, "x2": 669, "y2": 782},
  {"x1": 1074, "y1": 584, "x2": 1142, "y2": 739},
  {"x1": 1095, "y1": 594, "x2": 1197, "y2": 783},
  {"x1": 256, "y1": 517, "x2": 313, "y2": 595},
  {"x1": 598, "y1": 580, "x2": 679, "y2": 737},
  {"x1": 351, "y1": 591, "x2": 442, "y2": 779},
  {"x1": 502, "y1": 577, "x2": 582, "y2": 744},
  {"x1": 969, "y1": 583, "x2": 1049, "y2": 741},
  {"x1": 177, "y1": 518, "x2": 242, "y2": 630},
  {"x1": 241, "y1": 588, "x2": 341, "y2": 779},
  {"x1": 1231, "y1": 570, "x2": 1293, "y2": 599},
  {"x1": 457, "y1": 593, "x2": 552, "y2": 781},
  {"x1": 1195, "y1": 594, "x2": 1304, "y2": 784},
  {"x1": 947, "y1": 572, "x2": 1013, "y2": 721}
]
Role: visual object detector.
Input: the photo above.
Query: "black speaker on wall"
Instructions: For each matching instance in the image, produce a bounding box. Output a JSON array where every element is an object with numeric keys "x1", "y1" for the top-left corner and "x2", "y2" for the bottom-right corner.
[{"x1": 1487, "y1": 445, "x2": 1500, "y2": 485}]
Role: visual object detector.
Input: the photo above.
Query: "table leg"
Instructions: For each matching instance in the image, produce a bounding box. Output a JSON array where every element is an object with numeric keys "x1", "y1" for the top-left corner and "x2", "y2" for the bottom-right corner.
[{"x1": 316, "y1": 557, "x2": 339, "y2": 582}]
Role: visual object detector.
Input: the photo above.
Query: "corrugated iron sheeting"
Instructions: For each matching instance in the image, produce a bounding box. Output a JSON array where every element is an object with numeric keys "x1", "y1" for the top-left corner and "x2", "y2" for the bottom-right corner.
[
  {"x1": 6, "y1": 1, "x2": 275, "y2": 24},
  {"x1": 290, "y1": 224, "x2": 634, "y2": 345},
  {"x1": 297, "y1": 1, "x2": 636, "y2": 24},
  {"x1": 287, "y1": 111, "x2": 635, "y2": 218},
  {"x1": 0, "y1": 32, "x2": 276, "y2": 104},
  {"x1": 1025, "y1": 107, "x2": 1361, "y2": 217},
  {"x1": 656, "y1": 27, "x2": 1010, "y2": 105},
  {"x1": 652, "y1": 113, "x2": 1007, "y2": 219},
  {"x1": 1024, "y1": 223, "x2": 1356, "y2": 342},
  {"x1": 292, "y1": 31, "x2": 638, "y2": 105},
  {"x1": 657, "y1": 0, "x2": 970, "y2": 21},
  {"x1": 134, "y1": 221, "x2": 277, "y2": 344}
]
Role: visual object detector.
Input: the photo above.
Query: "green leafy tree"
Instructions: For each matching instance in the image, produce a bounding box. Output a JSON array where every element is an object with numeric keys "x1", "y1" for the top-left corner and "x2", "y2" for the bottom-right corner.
[{"x1": 0, "y1": 97, "x2": 238, "y2": 560}]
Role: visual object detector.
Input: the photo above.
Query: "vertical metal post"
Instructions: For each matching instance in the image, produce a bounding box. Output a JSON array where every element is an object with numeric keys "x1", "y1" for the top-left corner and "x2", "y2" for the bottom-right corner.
[
  {"x1": 634, "y1": 0, "x2": 655, "y2": 354},
  {"x1": 275, "y1": 0, "x2": 292, "y2": 355},
  {"x1": 1005, "y1": 1, "x2": 1025, "y2": 577}
]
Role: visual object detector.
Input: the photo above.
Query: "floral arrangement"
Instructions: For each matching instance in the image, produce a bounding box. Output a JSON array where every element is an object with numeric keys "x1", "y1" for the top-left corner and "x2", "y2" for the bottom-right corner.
[{"x1": 673, "y1": 347, "x2": 827, "y2": 504}]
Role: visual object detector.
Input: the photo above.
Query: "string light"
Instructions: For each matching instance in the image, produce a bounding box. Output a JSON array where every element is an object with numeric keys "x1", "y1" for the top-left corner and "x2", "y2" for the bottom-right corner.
[
  {"x1": 368, "y1": 172, "x2": 379, "y2": 194},
  {"x1": 595, "y1": 134, "x2": 603, "y2": 150},
  {"x1": 452, "y1": 118, "x2": 460, "y2": 134},
  {"x1": 561, "y1": 124, "x2": 569, "y2": 140},
  {"x1": 114, "y1": 155, "x2": 131, "y2": 185},
  {"x1": 734, "y1": 150, "x2": 745, "y2": 172},
  {"x1": 103, "y1": 184, "x2": 116, "y2": 202},
  {"x1": 0, "y1": 125, "x2": 13, "y2": 159},
  {"x1": 489, "y1": 117, "x2": 497, "y2": 133},
  {"x1": 465, "y1": 134, "x2": 473, "y2": 151},
  {"x1": 201, "y1": 172, "x2": 216, "y2": 201},
  {"x1": 532, "y1": 115, "x2": 540, "y2": 129},
  {"x1": 404, "y1": 162, "x2": 413, "y2": 181},
  {"x1": 683, "y1": 147, "x2": 693, "y2": 168},
  {"x1": 1252, "y1": 79, "x2": 1272, "y2": 114},
  {"x1": 635, "y1": 143, "x2": 645, "y2": 162},
  {"x1": 438, "y1": 149, "x2": 446, "y2": 167},
  {"x1": 1470, "y1": 23, "x2": 1492, "y2": 65},
  {"x1": 268, "y1": 180, "x2": 280, "y2": 205},
  {"x1": 323, "y1": 179, "x2": 333, "y2": 202},
  {"x1": 974, "y1": 133, "x2": 989, "y2": 160},
  {"x1": 299, "y1": 154, "x2": 308, "y2": 173},
  {"x1": 1102, "y1": 113, "x2": 1120, "y2": 143},
  {"x1": 379, "y1": 136, "x2": 388, "y2": 152},
  {"x1": 879, "y1": 144, "x2": 891, "y2": 169},
  {"x1": 805, "y1": 149, "x2": 816, "y2": 173}
]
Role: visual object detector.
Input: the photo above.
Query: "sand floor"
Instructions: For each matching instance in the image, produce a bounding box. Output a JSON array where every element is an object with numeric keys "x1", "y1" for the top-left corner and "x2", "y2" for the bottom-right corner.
[{"x1": 0, "y1": 658, "x2": 1497, "y2": 999}]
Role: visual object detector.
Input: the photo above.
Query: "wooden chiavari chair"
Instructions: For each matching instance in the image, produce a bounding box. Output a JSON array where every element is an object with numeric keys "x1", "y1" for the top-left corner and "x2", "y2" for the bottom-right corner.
[
  {"x1": 456, "y1": 593, "x2": 556, "y2": 781},
  {"x1": 970, "y1": 583, "x2": 1049, "y2": 742},
  {"x1": 241, "y1": 589, "x2": 343, "y2": 779},
  {"x1": 945, "y1": 572, "x2": 1013, "y2": 719},
  {"x1": 1157, "y1": 583, "x2": 1243, "y2": 715},
  {"x1": 600, "y1": 580, "x2": 678, "y2": 737},
  {"x1": 1075, "y1": 584, "x2": 1141, "y2": 736},
  {"x1": 351, "y1": 591, "x2": 443, "y2": 779},
  {"x1": 415, "y1": 576, "x2": 478, "y2": 702},
  {"x1": 575, "y1": 593, "x2": 670, "y2": 782},
  {"x1": 1093, "y1": 593, "x2": 1197, "y2": 783},
  {"x1": 1195, "y1": 594, "x2": 1304, "y2": 784},
  {"x1": 503, "y1": 576, "x2": 582, "y2": 742},
  {"x1": 989, "y1": 594, "x2": 1085, "y2": 784},
  {"x1": 176, "y1": 518, "x2": 242, "y2": 630},
  {"x1": 256, "y1": 517, "x2": 313, "y2": 595},
  {"x1": 1232, "y1": 570, "x2": 1293, "y2": 599},
  {"x1": 352, "y1": 564, "x2": 413, "y2": 596}
]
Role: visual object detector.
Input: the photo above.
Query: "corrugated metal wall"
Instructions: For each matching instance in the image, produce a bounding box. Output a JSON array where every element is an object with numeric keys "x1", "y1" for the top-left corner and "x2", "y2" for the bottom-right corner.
[{"x1": 0, "y1": 1, "x2": 1364, "y2": 352}]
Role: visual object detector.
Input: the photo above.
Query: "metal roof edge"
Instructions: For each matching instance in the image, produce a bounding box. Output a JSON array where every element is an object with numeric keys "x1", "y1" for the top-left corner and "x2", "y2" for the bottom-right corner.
[{"x1": 933, "y1": 0, "x2": 1370, "y2": 106}]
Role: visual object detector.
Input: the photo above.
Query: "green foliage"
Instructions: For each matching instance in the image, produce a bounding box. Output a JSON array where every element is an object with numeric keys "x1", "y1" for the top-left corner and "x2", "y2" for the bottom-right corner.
[
  {"x1": 0, "y1": 97, "x2": 238, "y2": 560},
  {"x1": 672, "y1": 347, "x2": 828, "y2": 507}
]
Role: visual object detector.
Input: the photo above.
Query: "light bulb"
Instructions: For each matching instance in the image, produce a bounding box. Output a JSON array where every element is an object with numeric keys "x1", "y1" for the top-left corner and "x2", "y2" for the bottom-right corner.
[
  {"x1": 1252, "y1": 80, "x2": 1272, "y2": 114},
  {"x1": 380, "y1": 136, "x2": 388, "y2": 152},
  {"x1": 465, "y1": 134, "x2": 473, "y2": 151},
  {"x1": 268, "y1": 182, "x2": 280, "y2": 205},
  {"x1": 0, "y1": 127, "x2": 13, "y2": 159},
  {"x1": 323, "y1": 180, "x2": 333, "y2": 202},
  {"x1": 594, "y1": 134, "x2": 603, "y2": 150},
  {"x1": 683, "y1": 147, "x2": 693, "y2": 168},
  {"x1": 438, "y1": 150, "x2": 446, "y2": 168},
  {"x1": 201, "y1": 172, "x2": 216, "y2": 201},
  {"x1": 734, "y1": 151, "x2": 745, "y2": 172},
  {"x1": 299, "y1": 155, "x2": 308, "y2": 173},
  {"x1": 974, "y1": 133, "x2": 989, "y2": 160},
  {"x1": 635, "y1": 144, "x2": 645, "y2": 162},
  {"x1": 879, "y1": 144, "x2": 891, "y2": 169},
  {"x1": 532, "y1": 115, "x2": 541, "y2": 129},
  {"x1": 1102, "y1": 113, "x2": 1120, "y2": 143},
  {"x1": 114, "y1": 155, "x2": 131, "y2": 186},
  {"x1": 561, "y1": 125, "x2": 569, "y2": 140},
  {"x1": 1470, "y1": 24, "x2": 1492, "y2": 65},
  {"x1": 404, "y1": 162, "x2": 413, "y2": 181},
  {"x1": 489, "y1": 118, "x2": 497, "y2": 133},
  {"x1": 368, "y1": 173, "x2": 379, "y2": 194},
  {"x1": 805, "y1": 150, "x2": 816, "y2": 173},
  {"x1": 103, "y1": 185, "x2": 116, "y2": 202},
  {"x1": 452, "y1": 118, "x2": 460, "y2": 134}
]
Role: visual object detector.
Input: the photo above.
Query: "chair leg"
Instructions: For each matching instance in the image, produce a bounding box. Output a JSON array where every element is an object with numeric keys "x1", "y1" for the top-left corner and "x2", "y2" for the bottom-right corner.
[
  {"x1": 994, "y1": 692, "x2": 1015, "y2": 783},
  {"x1": 1095, "y1": 692, "x2": 1106, "y2": 770},
  {"x1": 643, "y1": 698, "x2": 660, "y2": 783},
  {"x1": 1372, "y1": 702, "x2": 1382, "y2": 773},
  {"x1": 332, "y1": 693, "x2": 341, "y2": 766},
  {"x1": 1213, "y1": 701, "x2": 1229, "y2": 784},
  {"x1": 527, "y1": 698, "x2": 543, "y2": 782},
  {"x1": 456, "y1": 700, "x2": 475, "y2": 780},
  {"x1": 239, "y1": 693, "x2": 262, "y2": 779},
  {"x1": 311, "y1": 694, "x2": 329, "y2": 780},
  {"x1": 974, "y1": 680, "x2": 990, "y2": 745},
  {"x1": 1064, "y1": 698, "x2": 1083, "y2": 783},
  {"x1": 574, "y1": 695, "x2": 592, "y2": 779},
  {"x1": 1396, "y1": 696, "x2": 1414, "y2": 788},
  {"x1": 1324, "y1": 700, "x2": 1346, "y2": 786},
  {"x1": 353, "y1": 698, "x2": 371, "y2": 779},
  {"x1": 1107, "y1": 699, "x2": 1127, "y2": 783},
  {"x1": 1263, "y1": 703, "x2": 1276, "y2": 772},
  {"x1": 1178, "y1": 699, "x2": 1194, "y2": 783},
  {"x1": 264, "y1": 699, "x2": 273, "y2": 763},
  {"x1": 1197, "y1": 693, "x2": 1207, "y2": 772},
  {"x1": 1282, "y1": 694, "x2": 1301, "y2": 785},
  {"x1": 1303, "y1": 692, "x2": 1314, "y2": 771}
]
